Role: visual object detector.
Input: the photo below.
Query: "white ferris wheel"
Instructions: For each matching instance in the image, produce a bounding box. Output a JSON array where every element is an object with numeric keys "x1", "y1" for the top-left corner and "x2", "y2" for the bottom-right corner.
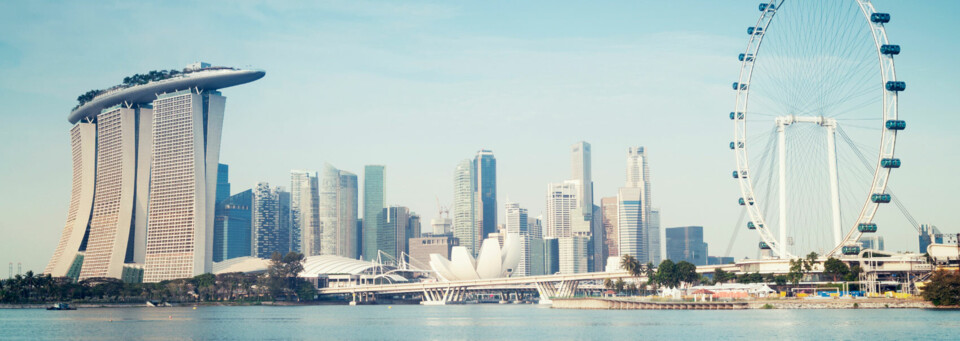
[{"x1": 731, "y1": 0, "x2": 905, "y2": 259}]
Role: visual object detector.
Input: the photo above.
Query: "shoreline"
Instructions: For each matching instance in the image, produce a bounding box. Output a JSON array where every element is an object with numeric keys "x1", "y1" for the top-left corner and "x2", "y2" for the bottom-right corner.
[{"x1": 550, "y1": 297, "x2": 934, "y2": 310}]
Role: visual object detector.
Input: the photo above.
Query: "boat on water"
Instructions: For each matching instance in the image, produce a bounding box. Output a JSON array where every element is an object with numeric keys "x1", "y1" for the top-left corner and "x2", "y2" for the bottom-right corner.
[{"x1": 46, "y1": 303, "x2": 76, "y2": 311}]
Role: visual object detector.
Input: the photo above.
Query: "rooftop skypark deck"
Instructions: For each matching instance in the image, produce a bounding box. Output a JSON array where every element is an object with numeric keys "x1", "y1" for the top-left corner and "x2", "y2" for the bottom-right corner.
[{"x1": 68, "y1": 65, "x2": 265, "y2": 124}]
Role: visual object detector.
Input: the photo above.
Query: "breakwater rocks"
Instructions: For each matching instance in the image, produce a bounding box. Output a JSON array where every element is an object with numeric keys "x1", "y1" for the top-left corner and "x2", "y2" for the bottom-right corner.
[{"x1": 550, "y1": 297, "x2": 932, "y2": 310}]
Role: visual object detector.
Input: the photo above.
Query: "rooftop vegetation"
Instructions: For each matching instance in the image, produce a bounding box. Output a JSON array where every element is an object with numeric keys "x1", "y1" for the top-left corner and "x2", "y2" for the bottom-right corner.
[{"x1": 73, "y1": 66, "x2": 234, "y2": 110}]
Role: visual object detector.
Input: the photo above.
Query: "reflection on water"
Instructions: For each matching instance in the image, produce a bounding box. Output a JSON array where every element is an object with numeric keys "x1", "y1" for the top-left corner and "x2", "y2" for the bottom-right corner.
[{"x1": 1, "y1": 304, "x2": 957, "y2": 340}]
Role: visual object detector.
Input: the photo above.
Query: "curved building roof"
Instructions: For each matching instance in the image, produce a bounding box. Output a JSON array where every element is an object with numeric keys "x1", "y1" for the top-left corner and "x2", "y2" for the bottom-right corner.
[
  {"x1": 212, "y1": 255, "x2": 405, "y2": 282},
  {"x1": 68, "y1": 67, "x2": 265, "y2": 124}
]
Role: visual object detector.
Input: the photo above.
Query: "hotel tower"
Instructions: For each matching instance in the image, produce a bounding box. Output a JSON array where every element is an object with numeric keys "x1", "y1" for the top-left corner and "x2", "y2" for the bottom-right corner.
[{"x1": 45, "y1": 63, "x2": 264, "y2": 282}]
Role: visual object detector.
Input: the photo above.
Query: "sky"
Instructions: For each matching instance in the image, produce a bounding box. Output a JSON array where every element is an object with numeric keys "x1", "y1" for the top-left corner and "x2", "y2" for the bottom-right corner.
[{"x1": 1, "y1": 0, "x2": 958, "y2": 273}]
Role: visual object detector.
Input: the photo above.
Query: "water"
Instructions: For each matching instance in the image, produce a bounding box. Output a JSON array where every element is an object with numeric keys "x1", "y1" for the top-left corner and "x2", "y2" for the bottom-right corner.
[{"x1": 1, "y1": 305, "x2": 957, "y2": 340}]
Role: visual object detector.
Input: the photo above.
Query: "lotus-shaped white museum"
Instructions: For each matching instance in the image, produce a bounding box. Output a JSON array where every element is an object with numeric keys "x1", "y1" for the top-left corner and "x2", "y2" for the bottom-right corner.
[{"x1": 429, "y1": 235, "x2": 521, "y2": 281}]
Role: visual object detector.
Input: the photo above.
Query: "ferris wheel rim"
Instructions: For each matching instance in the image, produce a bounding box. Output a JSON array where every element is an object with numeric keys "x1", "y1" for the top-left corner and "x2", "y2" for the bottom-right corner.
[{"x1": 731, "y1": 0, "x2": 901, "y2": 259}]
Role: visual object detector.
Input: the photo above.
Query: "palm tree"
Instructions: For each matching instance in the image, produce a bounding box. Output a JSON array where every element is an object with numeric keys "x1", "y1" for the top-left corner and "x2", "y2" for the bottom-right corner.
[{"x1": 620, "y1": 254, "x2": 641, "y2": 278}]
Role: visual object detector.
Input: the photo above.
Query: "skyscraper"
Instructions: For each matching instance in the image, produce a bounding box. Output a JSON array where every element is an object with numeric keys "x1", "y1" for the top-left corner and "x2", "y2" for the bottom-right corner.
[
  {"x1": 218, "y1": 189, "x2": 252, "y2": 261},
  {"x1": 453, "y1": 159, "x2": 478, "y2": 255},
  {"x1": 382, "y1": 206, "x2": 409, "y2": 260},
  {"x1": 665, "y1": 226, "x2": 708, "y2": 266},
  {"x1": 628, "y1": 147, "x2": 659, "y2": 264},
  {"x1": 290, "y1": 170, "x2": 319, "y2": 255},
  {"x1": 45, "y1": 64, "x2": 263, "y2": 283},
  {"x1": 601, "y1": 197, "x2": 619, "y2": 259},
  {"x1": 617, "y1": 187, "x2": 644, "y2": 261},
  {"x1": 339, "y1": 171, "x2": 359, "y2": 259},
  {"x1": 545, "y1": 181, "x2": 579, "y2": 239},
  {"x1": 649, "y1": 209, "x2": 661, "y2": 264},
  {"x1": 475, "y1": 150, "x2": 497, "y2": 240},
  {"x1": 362, "y1": 165, "x2": 386, "y2": 260},
  {"x1": 212, "y1": 164, "x2": 231, "y2": 263},
  {"x1": 571, "y1": 142, "x2": 593, "y2": 221},
  {"x1": 504, "y1": 202, "x2": 528, "y2": 235},
  {"x1": 252, "y1": 183, "x2": 289, "y2": 258},
  {"x1": 528, "y1": 216, "x2": 543, "y2": 240}
]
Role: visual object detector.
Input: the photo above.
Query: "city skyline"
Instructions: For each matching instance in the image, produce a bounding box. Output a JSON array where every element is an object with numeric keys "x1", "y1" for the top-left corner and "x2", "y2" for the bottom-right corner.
[{"x1": 2, "y1": 1, "x2": 959, "y2": 273}]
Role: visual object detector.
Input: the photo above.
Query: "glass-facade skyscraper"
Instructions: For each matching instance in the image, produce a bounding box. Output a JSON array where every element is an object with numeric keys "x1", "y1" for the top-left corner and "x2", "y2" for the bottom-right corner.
[
  {"x1": 339, "y1": 171, "x2": 359, "y2": 259},
  {"x1": 453, "y1": 159, "x2": 477, "y2": 255},
  {"x1": 290, "y1": 170, "x2": 319, "y2": 255},
  {"x1": 252, "y1": 182, "x2": 289, "y2": 258},
  {"x1": 475, "y1": 150, "x2": 497, "y2": 240},
  {"x1": 219, "y1": 189, "x2": 252, "y2": 261},
  {"x1": 665, "y1": 226, "x2": 708, "y2": 266},
  {"x1": 319, "y1": 164, "x2": 359, "y2": 258},
  {"x1": 362, "y1": 165, "x2": 386, "y2": 260}
]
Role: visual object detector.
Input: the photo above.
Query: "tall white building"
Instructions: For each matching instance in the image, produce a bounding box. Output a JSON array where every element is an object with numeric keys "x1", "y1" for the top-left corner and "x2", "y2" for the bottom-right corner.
[
  {"x1": 559, "y1": 236, "x2": 589, "y2": 274},
  {"x1": 291, "y1": 170, "x2": 319, "y2": 255},
  {"x1": 545, "y1": 181, "x2": 579, "y2": 239},
  {"x1": 528, "y1": 216, "x2": 543, "y2": 240},
  {"x1": 453, "y1": 159, "x2": 478, "y2": 255},
  {"x1": 616, "y1": 147, "x2": 659, "y2": 264},
  {"x1": 617, "y1": 187, "x2": 644, "y2": 261},
  {"x1": 318, "y1": 164, "x2": 358, "y2": 258},
  {"x1": 504, "y1": 202, "x2": 528, "y2": 235},
  {"x1": 46, "y1": 65, "x2": 264, "y2": 283}
]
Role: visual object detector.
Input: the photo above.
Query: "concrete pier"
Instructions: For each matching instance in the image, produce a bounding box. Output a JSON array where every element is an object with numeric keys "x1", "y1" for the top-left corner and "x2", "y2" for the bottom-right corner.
[{"x1": 550, "y1": 298, "x2": 748, "y2": 310}]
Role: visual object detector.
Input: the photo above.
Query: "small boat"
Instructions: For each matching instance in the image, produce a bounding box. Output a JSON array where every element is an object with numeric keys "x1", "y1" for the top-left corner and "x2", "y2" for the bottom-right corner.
[{"x1": 46, "y1": 303, "x2": 76, "y2": 311}]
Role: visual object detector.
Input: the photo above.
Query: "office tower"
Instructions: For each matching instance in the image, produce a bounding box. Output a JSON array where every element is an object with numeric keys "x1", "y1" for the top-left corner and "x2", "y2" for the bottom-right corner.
[
  {"x1": 381, "y1": 206, "x2": 409, "y2": 260},
  {"x1": 591, "y1": 204, "x2": 605, "y2": 271},
  {"x1": 628, "y1": 147, "x2": 659, "y2": 264},
  {"x1": 559, "y1": 236, "x2": 590, "y2": 274},
  {"x1": 453, "y1": 159, "x2": 478, "y2": 255},
  {"x1": 356, "y1": 219, "x2": 363, "y2": 259},
  {"x1": 252, "y1": 183, "x2": 289, "y2": 258},
  {"x1": 543, "y1": 238, "x2": 560, "y2": 275},
  {"x1": 545, "y1": 181, "x2": 579, "y2": 238},
  {"x1": 601, "y1": 197, "x2": 619, "y2": 258},
  {"x1": 320, "y1": 164, "x2": 357, "y2": 257},
  {"x1": 408, "y1": 235, "x2": 458, "y2": 269},
  {"x1": 278, "y1": 190, "x2": 291, "y2": 254},
  {"x1": 362, "y1": 165, "x2": 386, "y2": 260},
  {"x1": 649, "y1": 209, "x2": 661, "y2": 264},
  {"x1": 528, "y1": 216, "x2": 543, "y2": 239},
  {"x1": 212, "y1": 164, "x2": 231, "y2": 262},
  {"x1": 408, "y1": 213, "x2": 422, "y2": 242},
  {"x1": 474, "y1": 150, "x2": 497, "y2": 240},
  {"x1": 46, "y1": 64, "x2": 263, "y2": 282},
  {"x1": 570, "y1": 142, "x2": 593, "y2": 221},
  {"x1": 504, "y1": 202, "x2": 528, "y2": 235},
  {"x1": 860, "y1": 236, "x2": 884, "y2": 251},
  {"x1": 291, "y1": 170, "x2": 319, "y2": 255},
  {"x1": 218, "y1": 189, "x2": 252, "y2": 261},
  {"x1": 617, "y1": 187, "x2": 644, "y2": 261},
  {"x1": 527, "y1": 237, "x2": 546, "y2": 276},
  {"x1": 665, "y1": 226, "x2": 708, "y2": 266},
  {"x1": 339, "y1": 171, "x2": 359, "y2": 259}
]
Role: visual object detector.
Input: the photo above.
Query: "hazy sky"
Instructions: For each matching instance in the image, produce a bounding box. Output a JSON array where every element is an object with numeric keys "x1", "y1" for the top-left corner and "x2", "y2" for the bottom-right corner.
[{"x1": 1, "y1": 1, "x2": 958, "y2": 273}]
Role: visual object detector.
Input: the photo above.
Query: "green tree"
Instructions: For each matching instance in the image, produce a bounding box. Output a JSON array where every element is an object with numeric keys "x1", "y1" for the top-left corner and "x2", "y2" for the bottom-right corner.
[
  {"x1": 921, "y1": 270, "x2": 960, "y2": 306},
  {"x1": 654, "y1": 259, "x2": 677, "y2": 288},
  {"x1": 713, "y1": 268, "x2": 733, "y2": 284},
  {"x1": 843, "y1": 264, "x2": 863, "y2": 282},
  {"x1": 675, "y1": 261, "x2": 699, "y2": 286},
  {"x1": 268, "y1": 252, "x2": 307, "y2": 300},
  {"x1": 822, "y1": 257, "x2": 849, "y2": 282},
  {"x1": 620, "y1": 254, "x2": 641, "y2": 278}
]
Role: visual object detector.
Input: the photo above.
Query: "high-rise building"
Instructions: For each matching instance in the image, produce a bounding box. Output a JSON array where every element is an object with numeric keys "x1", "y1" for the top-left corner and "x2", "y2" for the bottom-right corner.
[
  {"x1": 665, "y1": 226, "x2": 708, "y2": 266},
  {"x1": 453, "y1": 159, "x2": 478, "y2": 255},
  {"x1": 559, "y1": 236, "x2": 590, "y2": 274},
  {"x1": 362, "y1": 165, "x2": 386, "y2": 260},
  {"x1": 45, "y1": 64, "x2": 264, "y2": 283},
  {"x1": 339, "y1": 171, "x2": 359, "y2": 259},
  {"x1": 408, "y1": 213, "x2": 422, "y2": 244},
  {"x1": 212, "y1": 164, "x2": 231, "y2": 262},
  {"x1": 617, "y1": 187, "x2": 644, "y2": 261},
  {"x1": 504, "y1": 202, "x2": 528, "y2": 235},
  {"x1": 252, "y1": 183, "x2": 289, "y2": 258},
  {"x1": 218, "y1": 189, "x2": 252, "y2": 261},
  {"x1": 526, "y1": 237, "x2": 546, "y2": 276},
  {"x1": 591, "y1": 204, "x2": 605, "y2": 271},
  {"x1": 570, "y1": 142, "x2": 593, "y2": 221},
  {"x1": 630, "y1": 147, "x2": 660, "y2": 264},
  {"x1": 707, "y1": 256, "x2": 734, "y2": 265},
  {"x1": 860, "y1": 236, "x2": 885, "y2": 251},
  {"x1": 430, "y1": 215, "x2": 452, "y2": 235},
  {"x1": 543, "y1": 238, "x2": 560, "y2": 275},
  {"x1": 290, "y1": 170, "x2": 319, "y2": 255},
  {"x1": 528, "y1": 216, "x2": 543, "y2": 240},
  {"x1": 381, "y1": 206, "x2": 409, "y2": 260},
  {"x1": 601, "y1": 197, "x2": 619, "y2": 258},
  {"x1": 649, "y1": 209, "x2": 661, "y2": 264},
  {"x1": 320, "y1": 164, "x2": 358, "y2": 257},
  {"x1": 545, "y1": 181, "x2": 579, "y2": 238},
  {"x1": 475, "y1": 150, "x2": 497, "y2": 240}
]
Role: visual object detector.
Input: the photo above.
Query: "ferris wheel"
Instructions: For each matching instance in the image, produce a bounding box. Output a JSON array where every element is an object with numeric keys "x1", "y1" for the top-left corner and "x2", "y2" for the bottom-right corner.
[{"x1": 731, "y1": 0, "x2": 904, "y2": 259}]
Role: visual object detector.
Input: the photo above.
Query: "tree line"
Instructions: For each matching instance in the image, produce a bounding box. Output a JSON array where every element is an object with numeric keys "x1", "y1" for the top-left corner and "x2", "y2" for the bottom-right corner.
[{"x1": 0, "y1": 252, "x2": 315, "y2": 305}]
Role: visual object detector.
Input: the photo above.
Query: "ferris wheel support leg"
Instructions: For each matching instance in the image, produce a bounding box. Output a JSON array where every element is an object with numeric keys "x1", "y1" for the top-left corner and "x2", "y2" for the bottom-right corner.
[
  {"x1": 777, "y1": 124, "x2": 788, "y2": 258},
  {"x1": 826, "y1": 124, "x2": 843, "y2": 247}
]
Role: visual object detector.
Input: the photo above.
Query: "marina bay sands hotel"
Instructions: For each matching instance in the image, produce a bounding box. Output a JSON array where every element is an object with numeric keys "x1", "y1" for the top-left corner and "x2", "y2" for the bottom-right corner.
[{"x1": 44, "y1": 63, "x2": 264, "y2": 283}]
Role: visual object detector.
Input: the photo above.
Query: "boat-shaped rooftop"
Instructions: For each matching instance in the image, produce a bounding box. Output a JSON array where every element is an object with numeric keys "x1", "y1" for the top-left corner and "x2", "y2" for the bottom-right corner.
[{"x1": 68, "y1": 66, "x2": 265, "y2": 124}]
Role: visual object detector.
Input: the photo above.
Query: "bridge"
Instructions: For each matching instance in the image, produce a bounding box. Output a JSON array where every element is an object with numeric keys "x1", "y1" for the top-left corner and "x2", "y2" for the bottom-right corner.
[{"x1": 319, "y1": 271, "x2": 643, "y2": 305}]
